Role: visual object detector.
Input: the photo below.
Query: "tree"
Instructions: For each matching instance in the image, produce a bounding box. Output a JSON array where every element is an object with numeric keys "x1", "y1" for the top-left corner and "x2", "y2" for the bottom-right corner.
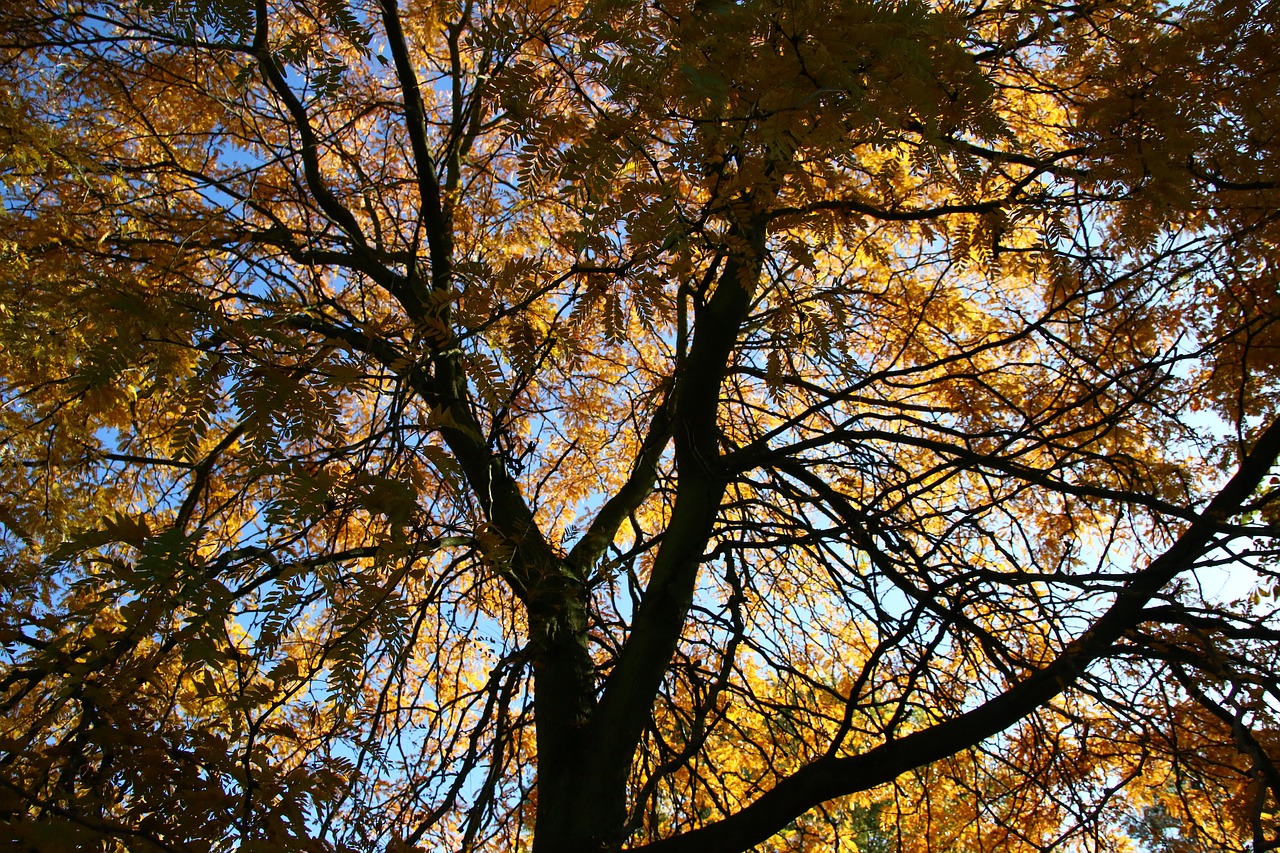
[{"x1": 1, "y1": 0, "x2": 1279, "y2": 849}]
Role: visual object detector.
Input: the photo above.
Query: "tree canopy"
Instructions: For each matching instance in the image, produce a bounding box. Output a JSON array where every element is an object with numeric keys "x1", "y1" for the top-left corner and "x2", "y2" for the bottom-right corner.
[{"x1": 2, "y1": 0, "x2": 1279, "y2": 850}]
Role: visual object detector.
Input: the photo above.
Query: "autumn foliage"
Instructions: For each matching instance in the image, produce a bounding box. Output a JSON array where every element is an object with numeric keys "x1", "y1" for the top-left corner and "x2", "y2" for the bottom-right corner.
[{"x1": 1, "y1": 0, "x2": 1279, "y2": 850}]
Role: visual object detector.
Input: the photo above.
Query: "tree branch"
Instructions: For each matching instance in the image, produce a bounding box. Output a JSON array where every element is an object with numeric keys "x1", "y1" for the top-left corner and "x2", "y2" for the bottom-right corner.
[{"x1": 631, "y1": 416, "x2": 1280, "y2": 853}]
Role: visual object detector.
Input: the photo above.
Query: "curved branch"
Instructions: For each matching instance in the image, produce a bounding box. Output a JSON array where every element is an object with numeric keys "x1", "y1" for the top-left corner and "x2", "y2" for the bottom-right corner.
[
  {"x1": 251, "y1": 0, "x2": 368, "y2": 249},
  {"x1": 631, "y1": 416, "x2": 1280, "y2": 853}
]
